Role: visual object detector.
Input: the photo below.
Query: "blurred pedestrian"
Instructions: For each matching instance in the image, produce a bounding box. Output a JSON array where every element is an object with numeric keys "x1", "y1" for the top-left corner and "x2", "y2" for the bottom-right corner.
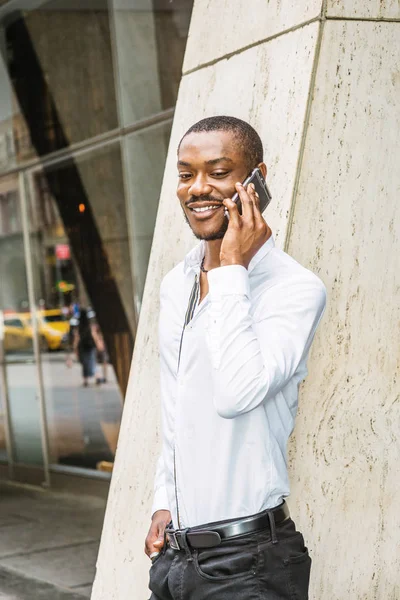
[
  {"x1": 65, "y1": 310, "x2": 78, "y2": 370},
  {"x1": 94, "y1": 324, "x2": 108, "y2": 384},
  {"x1": 73, "y1": 308, "x2": 102, "y2": 387}
]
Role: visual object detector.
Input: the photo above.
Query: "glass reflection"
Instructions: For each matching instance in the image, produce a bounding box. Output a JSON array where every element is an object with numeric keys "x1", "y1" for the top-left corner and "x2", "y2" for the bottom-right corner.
[
  {"x1": 0, "y1": 316, "x2": 7, "y2": 463},
  {"x1": 0, "y1": 176, "x2": 44, "y2": 466},
  {"x1": 0, "y1": 0, "x2": 194, "y2": 477},
  {"x1": 125, "y1": 119, "x2": 172, "y2": 312},
  {"x1": 0, "y1": 0, "x2": 118, "y2": 173},
  {"x1": 110, "y1": 0, "x2": 193, "y2": 125},
  {"x1": 25, "y1": 143, "x2": 132, "y2": 469},
  {"x1": 0, "y1": 0, "x2": 194, "y2": 176}
]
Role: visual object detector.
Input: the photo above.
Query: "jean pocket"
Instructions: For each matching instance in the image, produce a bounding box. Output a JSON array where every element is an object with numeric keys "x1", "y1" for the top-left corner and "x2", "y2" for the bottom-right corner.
[
  {"x1": 283, "y1": 545, "x2": 312, "y2": 600},
  {"x1": 194, "y1": 546, "x2": 257, "y2": 581},
  {"x1": 283, "y1": 545, "x2": 310, "y2": 566},
  {"x1": 149, "y1": 551, "x2": 171, "y2": 597}
]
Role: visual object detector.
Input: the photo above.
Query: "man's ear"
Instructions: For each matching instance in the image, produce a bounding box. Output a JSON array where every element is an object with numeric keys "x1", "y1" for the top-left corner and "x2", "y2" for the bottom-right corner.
[{"x1": 258, "y1": 162, "x2": 267, "y2": 179}]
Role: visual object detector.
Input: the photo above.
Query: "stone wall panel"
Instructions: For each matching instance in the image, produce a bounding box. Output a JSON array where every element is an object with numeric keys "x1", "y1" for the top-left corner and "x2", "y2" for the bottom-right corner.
[
  {"x1": 287, "y1": 20, "x2": 400, "y2": 600},
  {"x1": 327, "y1": 0, "x2": 400, "y2": 19},
  {"x1": 183, "y1": 0, "x2": 322, "y2": 72}
]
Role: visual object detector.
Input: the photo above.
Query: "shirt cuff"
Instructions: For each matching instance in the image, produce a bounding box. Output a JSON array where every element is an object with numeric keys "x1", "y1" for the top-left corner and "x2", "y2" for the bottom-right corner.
[
  {"x1": 207, "y1": 265, "x2": 250, "y2": 299},
  {"x1": 151, "y1": 486, "x2": 169, "y2": 518}
]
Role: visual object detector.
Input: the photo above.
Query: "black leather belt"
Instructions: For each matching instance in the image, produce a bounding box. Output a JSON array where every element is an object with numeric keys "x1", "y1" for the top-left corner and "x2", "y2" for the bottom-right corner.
[{"x1": 166, "y1": 502, "x2": 290, "y2": 551}]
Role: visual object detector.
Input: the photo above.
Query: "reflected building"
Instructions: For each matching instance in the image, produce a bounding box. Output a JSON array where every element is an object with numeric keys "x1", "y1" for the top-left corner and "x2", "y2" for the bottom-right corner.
[{"x1": 0, "y1": 0, "x2": 193, "y2": 486}]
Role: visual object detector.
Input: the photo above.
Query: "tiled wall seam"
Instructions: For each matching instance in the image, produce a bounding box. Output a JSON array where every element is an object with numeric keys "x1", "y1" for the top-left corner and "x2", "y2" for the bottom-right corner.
[
  {"x1": 182, "y1": 14, "x2": 400, "y2": 78},
  {"x1": 284, "y1": 17, "x2": 325, "y2": 251},
  {"x1": 326, "y1": 15, "x2": 400, "y2": 22},
  {"x1": 182, "y1": 16, "x2": 321, "y2": 77}
]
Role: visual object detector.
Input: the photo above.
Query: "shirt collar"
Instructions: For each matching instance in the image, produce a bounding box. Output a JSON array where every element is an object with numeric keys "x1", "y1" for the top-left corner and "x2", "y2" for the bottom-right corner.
[{"x1": 183, "y1": 235, "x2": 275, "y2": 275}]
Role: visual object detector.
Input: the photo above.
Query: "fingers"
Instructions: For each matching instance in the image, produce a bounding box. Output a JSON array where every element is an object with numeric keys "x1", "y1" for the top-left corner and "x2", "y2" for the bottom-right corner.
[
  {"x1": 224, "y1": 182, "x2": 261, "y2": 228},
  {"x1": 248, "y1": 183, "x2": 260, "y2": 209},
  {"x1": 223, "y1": 197, "x2": 241, "y2": 227},
  {"x1": 154, "y1": 529, "x2": 165, "y2": 547},
  {"x1": 149, "y1": 525, "x2": 166, "y2": 561},
  {"x1": 235, "y1": 182, "x2": 254, "y2": 222},
  {"x1": 247, "y1": 183, "x2": 264, "y2": 224},
  {"x1": 145, "y1": 509, "x2": 171, "y2": 557},
  {"x1": 145, "y1": 526, "x2": 165, "y2": 557},
  {"x1": 144, "y1": 510, "x2": 172, "y2": 558},
  {"x1": 145, "y1": 536, "x2": 164, "y2": 557}
]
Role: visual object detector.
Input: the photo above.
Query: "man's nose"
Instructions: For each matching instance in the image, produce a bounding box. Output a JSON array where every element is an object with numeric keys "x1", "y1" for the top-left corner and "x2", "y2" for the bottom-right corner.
[{"x1": 188, "y1": 174, "x2": 213, "y2": 197}]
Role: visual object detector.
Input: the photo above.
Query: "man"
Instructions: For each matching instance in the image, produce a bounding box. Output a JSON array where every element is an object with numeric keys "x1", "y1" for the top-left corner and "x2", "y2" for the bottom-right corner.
[{"x1": 145, "y1": 116, "x2": 326, "y2": 599}]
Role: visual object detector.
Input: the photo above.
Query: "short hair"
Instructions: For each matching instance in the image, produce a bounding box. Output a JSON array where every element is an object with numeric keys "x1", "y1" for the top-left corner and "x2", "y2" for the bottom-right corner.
[{"x1": 179, "y1": 116, "x2": 263, "y2": 169}]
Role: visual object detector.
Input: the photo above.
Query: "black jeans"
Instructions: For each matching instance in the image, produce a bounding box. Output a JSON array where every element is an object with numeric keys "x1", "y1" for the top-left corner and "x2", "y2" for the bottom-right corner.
[{"x1": 149, "y1": 517, "x2": 311, "y2": 599}]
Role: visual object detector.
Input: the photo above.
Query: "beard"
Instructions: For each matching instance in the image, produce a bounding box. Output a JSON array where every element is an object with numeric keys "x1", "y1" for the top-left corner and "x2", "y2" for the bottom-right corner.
[{"x1": 182, "y1": 195, "x2": 229, "y2": 241}]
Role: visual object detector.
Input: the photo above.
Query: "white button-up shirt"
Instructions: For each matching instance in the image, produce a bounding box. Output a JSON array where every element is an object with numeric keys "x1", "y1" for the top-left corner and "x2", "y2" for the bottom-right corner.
[{"x1": 152, "y1": 236, "x2": 326, "y2": 528}]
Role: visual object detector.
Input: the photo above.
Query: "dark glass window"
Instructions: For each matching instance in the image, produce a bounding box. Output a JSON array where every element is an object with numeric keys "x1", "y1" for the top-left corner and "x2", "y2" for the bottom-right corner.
[{"x1": 0, "y1": 0, "x2": 193, "y2": 476}]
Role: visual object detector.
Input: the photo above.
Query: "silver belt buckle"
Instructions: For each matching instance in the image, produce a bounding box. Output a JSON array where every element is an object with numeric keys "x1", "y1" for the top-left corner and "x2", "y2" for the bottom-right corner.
[{"x1": 168, "y1": 531, "x2": 180, "y2": 551}]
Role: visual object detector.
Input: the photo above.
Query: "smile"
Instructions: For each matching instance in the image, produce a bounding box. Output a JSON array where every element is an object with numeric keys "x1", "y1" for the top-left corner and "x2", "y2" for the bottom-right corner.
[
  {"x1": 190, "y1": 206, "x2": 222, "y2": 221},
  {"x1": 189, "y1": 205, "x2": 223, "y2": 221},
  {"x1": 191, "y1": 205, "x2": 221, "y2": 213}
]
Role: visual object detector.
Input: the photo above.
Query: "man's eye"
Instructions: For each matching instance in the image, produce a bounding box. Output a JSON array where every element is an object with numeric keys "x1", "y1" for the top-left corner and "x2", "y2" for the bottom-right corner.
[
  {"x1": 212, "y1": 172, "x2": 228, "y2": 177},
  {"x1": 179, "y1": 173, "x2": 192, "y2": 180}
]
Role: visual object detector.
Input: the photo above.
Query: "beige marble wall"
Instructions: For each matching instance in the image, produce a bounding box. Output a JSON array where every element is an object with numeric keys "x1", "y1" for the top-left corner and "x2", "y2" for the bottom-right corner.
[
  {"x1": 326, "y1": 0, "x2": 400, "y2": 19},
  {"x1": 287, "y1": 20, "x2": 400, "y2": 600},
  {"x1": 92, "y1": 3, "x2": 400, "y2": 599},
  {"x1": 183, "y1": 0, "x2": 322, "y2": 71}
]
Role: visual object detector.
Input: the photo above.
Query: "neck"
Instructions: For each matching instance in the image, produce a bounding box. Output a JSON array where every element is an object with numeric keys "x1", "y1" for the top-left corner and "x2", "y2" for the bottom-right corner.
[{"x1": 204, "y1": 239, "x2": 222, "y2": 270}]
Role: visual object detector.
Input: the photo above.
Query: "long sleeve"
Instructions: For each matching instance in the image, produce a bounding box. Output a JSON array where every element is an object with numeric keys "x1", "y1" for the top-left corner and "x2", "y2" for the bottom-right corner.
[
  {"x1": 206, "y1": 264, "x2": 326, "y2": 419},
  {"x1": 151, "y1": 453, "x2": 169, "y2": 517}
]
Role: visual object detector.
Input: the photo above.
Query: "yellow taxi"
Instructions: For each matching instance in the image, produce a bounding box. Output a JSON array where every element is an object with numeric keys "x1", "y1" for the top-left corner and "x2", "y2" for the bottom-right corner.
[
  {"x1": 38, "y1": 309, "x2": 70, "y2": 337},
  {"x1": 2, "y1": 314, "x2": 33, "y2": 353},
  {"x1": 2, "y1": 311, "x2": 69, "y2": 353}
]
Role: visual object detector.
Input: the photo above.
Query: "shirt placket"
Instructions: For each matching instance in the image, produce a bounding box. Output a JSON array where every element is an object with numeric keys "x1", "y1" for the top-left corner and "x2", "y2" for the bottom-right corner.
[{"x1": 174, "y1": 271, "x2": 200, "y2": 528}]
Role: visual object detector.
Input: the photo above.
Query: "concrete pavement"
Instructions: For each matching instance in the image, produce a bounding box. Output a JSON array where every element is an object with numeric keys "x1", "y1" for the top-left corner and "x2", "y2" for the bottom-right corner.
[{"x1": 0, "y1": 482, "x2": 107, "y2": 599}]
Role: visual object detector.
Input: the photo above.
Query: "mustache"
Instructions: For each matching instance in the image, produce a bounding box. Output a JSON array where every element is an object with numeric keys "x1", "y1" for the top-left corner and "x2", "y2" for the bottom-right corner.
[{"x1": 185, "y1": 195, "x2": 224, "y2": 207}]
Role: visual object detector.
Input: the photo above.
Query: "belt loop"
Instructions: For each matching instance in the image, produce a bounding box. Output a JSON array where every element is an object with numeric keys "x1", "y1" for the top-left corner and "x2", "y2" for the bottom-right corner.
[
  {"x1": 179, "y1": 529, "x2": 193, "y2": 562},
  {"x1": 268, "y1": 510, "x2": 278, "y2": 544}
]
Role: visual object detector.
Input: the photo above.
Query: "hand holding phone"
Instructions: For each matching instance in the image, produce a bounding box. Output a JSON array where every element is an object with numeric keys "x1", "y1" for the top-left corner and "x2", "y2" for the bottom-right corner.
[
  {"x1": 231, "y1": 167, "x2": 272, "y2": 215},
  {"x1": 221, "y1": 173, "x2": 272, "y2": 269}
]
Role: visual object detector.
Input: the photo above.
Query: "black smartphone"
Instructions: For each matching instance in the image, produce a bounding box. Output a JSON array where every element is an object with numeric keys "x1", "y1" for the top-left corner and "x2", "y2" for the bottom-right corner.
[{"x1": 231, "y1": 167, "x2": 272, "y2": 215}]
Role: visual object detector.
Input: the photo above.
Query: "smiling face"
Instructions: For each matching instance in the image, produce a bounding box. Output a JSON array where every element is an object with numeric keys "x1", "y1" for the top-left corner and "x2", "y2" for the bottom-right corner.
[{"x1": 177, "y1": 130, "x2": 250, "y2": 241}]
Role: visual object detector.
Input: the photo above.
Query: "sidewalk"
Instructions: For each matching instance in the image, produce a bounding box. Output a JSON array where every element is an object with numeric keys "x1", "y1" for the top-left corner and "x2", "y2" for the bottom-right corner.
[{"x1": 0, "y1": 482, "x2": 107, "y2": 599}]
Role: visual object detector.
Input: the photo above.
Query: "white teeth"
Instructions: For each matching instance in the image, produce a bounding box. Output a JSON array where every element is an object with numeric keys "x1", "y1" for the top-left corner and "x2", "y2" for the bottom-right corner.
[{"x1": 192, "y1": 206, "x2": 220, "y2": 213}]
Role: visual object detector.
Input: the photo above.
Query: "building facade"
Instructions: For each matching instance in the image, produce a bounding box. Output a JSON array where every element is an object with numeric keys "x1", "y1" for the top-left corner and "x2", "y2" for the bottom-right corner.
[
  {"x1": 1, "y1": 1, "x2": 399, "y2": 598},
  {"x1": 92, "y1": 1, "x2": 400, "y2": 599},
  {"x1": 0, "y1": 0, "x2": 194, "y2": 485}
]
